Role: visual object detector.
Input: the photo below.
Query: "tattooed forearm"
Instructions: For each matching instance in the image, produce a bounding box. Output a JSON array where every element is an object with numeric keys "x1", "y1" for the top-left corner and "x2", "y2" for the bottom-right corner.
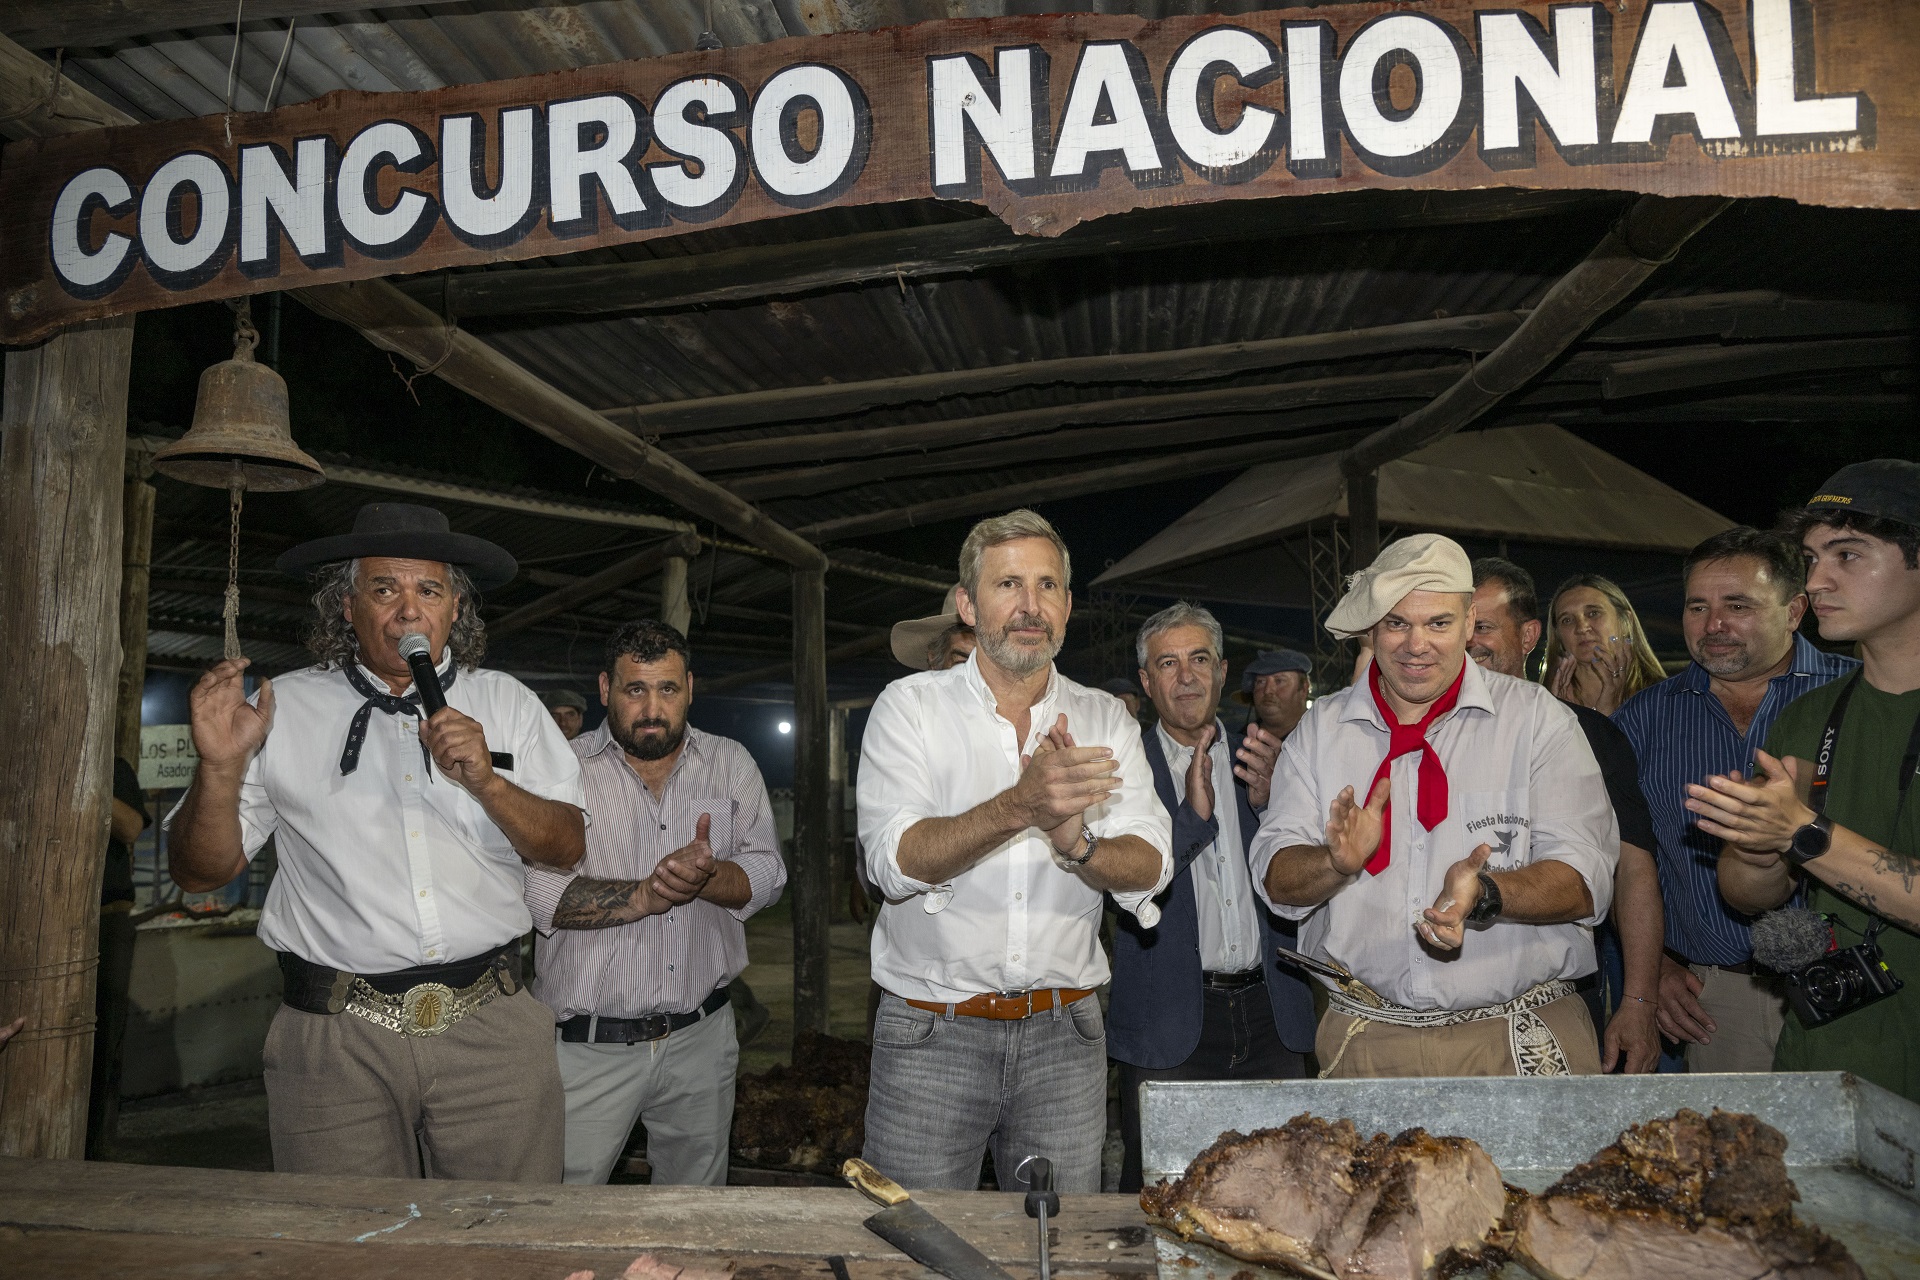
[
  {"x1": 1869, "y1": 847, "x2": 1918, "y2": 894},
  {"x1": 553, "y1": 877, "x2": 648, "y2": 929},
  {"x1": 1827, "y1": 880, "x2": 1882, "y2": 914}
]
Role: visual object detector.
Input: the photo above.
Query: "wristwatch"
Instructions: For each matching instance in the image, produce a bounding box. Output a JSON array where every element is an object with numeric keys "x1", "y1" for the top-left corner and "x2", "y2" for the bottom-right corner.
[
  {"x1": 1465, "y1": 870, "x2": 1503, "y2": 926},
  {"x1": 1784, "y1": 813, "x2": 1834, "y2": 867},
  {"x1": 1058, "y1": 825, "x2": 1098, "y2": 867}
]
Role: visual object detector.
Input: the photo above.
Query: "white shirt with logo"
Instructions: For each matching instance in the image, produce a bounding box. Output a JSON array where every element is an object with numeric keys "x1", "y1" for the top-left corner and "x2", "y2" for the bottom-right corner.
[{"x1": 1251, "y1": 660, "x2": 1616, "y2": 1011}]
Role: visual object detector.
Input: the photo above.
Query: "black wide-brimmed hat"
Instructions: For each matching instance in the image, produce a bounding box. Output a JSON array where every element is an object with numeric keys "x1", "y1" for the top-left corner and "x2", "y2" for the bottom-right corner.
[{"x1": 275, "y1": 502, "x2": 518, "y2": 591}]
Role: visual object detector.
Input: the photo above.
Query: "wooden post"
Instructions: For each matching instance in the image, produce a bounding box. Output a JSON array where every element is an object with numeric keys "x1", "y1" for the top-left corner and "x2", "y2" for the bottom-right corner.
[
  {"x1": 0, "y1": 316, "x2": 136, "y2": 1159},
  {"x1": 661, "y1": 555, "x2": 692, "y2": 637},
  {"x1": 789, "y1": 567, "x2": 831, "y2": 1039},
  {"x1": 827, "y1": 706, "x2": 848, "y2": 919},
  {"x1": 115, "y1": 448, "x2": 156, "y2": 768}
]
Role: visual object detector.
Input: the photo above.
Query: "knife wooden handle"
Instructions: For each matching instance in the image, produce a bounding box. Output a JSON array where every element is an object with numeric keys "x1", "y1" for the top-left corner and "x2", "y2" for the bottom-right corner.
[{"x1": 842, "y1": 1158, "x2": 911, "y2": 1206}]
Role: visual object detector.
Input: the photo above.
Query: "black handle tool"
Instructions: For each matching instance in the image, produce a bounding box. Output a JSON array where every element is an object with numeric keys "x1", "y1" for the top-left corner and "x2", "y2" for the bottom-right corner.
[{"x1": 1019, "y1": 1156, "x2": 1058, "y2": 1280}]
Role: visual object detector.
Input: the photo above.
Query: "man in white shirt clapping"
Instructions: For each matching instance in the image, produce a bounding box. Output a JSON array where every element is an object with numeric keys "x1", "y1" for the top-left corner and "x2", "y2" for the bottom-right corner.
[{"x1": 857, "y1": 509, "x2": 1173, "y2": 1192}]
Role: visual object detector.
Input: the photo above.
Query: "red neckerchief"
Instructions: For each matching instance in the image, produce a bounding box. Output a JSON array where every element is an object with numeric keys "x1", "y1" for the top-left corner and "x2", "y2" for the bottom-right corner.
[{"x1": 1361, "y1": 660, "x2": 1467, "y2": 876}]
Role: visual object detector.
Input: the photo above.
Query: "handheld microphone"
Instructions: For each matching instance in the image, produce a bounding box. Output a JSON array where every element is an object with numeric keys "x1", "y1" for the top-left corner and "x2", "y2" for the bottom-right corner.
[
  {"x1": 397, "y1": 632, "x2": 447, "y2": 715},
  {"x1": 1750, "y1": 907, "x2": 1836, "y2": 973}
]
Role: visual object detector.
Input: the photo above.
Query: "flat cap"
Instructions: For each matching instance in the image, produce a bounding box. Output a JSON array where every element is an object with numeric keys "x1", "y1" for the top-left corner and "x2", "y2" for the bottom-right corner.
[{"x1": 1325, "y1": 533, "x2": 1473, "y2": 639}]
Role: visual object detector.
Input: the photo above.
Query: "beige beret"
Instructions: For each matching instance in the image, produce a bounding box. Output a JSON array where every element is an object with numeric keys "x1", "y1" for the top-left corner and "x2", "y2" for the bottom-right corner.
[{"x1": 1324, "y1": 533, "x2": 1474, "y2": 639}]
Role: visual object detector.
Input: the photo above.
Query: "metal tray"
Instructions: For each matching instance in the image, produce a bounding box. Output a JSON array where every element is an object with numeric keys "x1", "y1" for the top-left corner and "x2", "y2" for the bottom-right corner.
[{"x1": 1139, "y1": 1072, "x2": 1920, "y2": 1280}]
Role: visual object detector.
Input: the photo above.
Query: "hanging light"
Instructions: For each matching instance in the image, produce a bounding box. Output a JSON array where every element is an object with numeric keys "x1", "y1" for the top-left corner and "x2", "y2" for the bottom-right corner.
[{"x1": 152, "y1": 296, "x2": 325, "y2": 660}]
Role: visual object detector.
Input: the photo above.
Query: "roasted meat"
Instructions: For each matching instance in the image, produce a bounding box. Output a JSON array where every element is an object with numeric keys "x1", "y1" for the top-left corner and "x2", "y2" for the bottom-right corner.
[
  {"x1": 1511, "y1": 1108, "x2": 1863, "y2": 1280},
  {"x1": 1140, "y1": 1115, "x2": 1505, "y2": 1280}
]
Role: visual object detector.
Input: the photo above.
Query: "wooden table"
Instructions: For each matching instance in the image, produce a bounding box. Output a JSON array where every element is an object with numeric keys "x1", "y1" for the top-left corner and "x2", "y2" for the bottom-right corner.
[{"x1": 0, "y1": 1158, "x2": 1157, "y2": 1280}]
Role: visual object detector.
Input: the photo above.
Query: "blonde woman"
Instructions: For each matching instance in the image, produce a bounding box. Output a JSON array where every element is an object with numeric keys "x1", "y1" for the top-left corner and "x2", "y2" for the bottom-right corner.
[{"x1": 1542, "y1": 574, "x2": 1667, "y2": 715}]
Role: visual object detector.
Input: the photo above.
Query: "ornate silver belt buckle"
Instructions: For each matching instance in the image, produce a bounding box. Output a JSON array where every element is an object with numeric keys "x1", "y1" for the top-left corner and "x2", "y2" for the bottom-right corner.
[{"x1": 401, "y1": 982, "x2": 457, "y2": 1036}]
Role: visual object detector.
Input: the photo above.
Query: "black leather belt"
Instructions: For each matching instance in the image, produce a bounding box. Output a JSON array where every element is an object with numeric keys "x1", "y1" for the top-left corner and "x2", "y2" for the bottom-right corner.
[
  {"x1": 277, "y1": 942, "x2": 519, "y2": 1014},
  {"x1": 558, "y1": 986, "x2": 730, "y2": 1044},
  {"x1": 1665, "y1": 946, "x2": 1754, "y2": 977},
  {"x1": 1203, "y1": 969, "x2": 1265, "y2": 992}
]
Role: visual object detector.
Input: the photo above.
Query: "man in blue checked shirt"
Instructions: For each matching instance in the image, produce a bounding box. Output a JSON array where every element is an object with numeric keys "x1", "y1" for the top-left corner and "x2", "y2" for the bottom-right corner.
[{"x1": 1615, "y1": 527, "x2": 1856, "y2": 1072}]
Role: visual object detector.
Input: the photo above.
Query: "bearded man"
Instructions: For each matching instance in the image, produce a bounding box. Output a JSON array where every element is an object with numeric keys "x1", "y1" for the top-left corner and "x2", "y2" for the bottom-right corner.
[
  {"x1": 523, "y1": 619, "x2": 786, "y2": 1185},
  {"x1": 857, "y1": 509, "x2": 1172, "y2": 1192},
  {"x1": 166, "y1": 503, "x2": 586, "y2": 1180},
  {"x1": 1252, "y1": 534, "x2": 1618, "y2": 1079}
]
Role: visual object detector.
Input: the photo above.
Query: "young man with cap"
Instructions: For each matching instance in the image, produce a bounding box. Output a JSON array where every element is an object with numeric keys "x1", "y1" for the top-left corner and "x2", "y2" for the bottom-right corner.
[
  {"x1": 1110, "y1": 604, "x2": 1314, "y2": 1191},
  {"x1": 1704, "y1": 461, "x2": 1920, "y2": 1103},
  {"x1": 1253, "y1": 534, "x2": 1617, "y2": 1078},
  {"x1": 166, "y1": 503, "x2": 586, "y2": 1180},
  {"x1": 1238, "y1": 649, "x2": 1313, "y2": 745},
  {"x1": 541, "y1": 688, "x2": 589, "y2": 740},
  {"x1": 857, "y1": 509, "x2": 1171, "y2": 1192}
]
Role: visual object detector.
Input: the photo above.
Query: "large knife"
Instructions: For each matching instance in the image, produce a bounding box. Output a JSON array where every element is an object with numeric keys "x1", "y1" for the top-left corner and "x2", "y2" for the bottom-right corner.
[{"x1": 842, "y1": 1158, "x2": 1018, "y2": 1280}]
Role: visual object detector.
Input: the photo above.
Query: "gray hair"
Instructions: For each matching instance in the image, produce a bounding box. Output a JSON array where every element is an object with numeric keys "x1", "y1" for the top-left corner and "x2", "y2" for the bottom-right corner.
[
  {"x1": 303, "y1": 558, "x2": 487, "y2": 671},
  {"x1": 1136, "y1": 601, "x2": 1224, "y2": 670},
  {"x1": 958, "y1": 508, "x2": 1072, "y2": 598}
]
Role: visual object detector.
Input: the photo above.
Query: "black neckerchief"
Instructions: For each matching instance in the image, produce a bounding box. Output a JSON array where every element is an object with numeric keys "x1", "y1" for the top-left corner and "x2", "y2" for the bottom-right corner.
[{"x1": 339, "y1": 658, "x2": 456, "y2": 776}]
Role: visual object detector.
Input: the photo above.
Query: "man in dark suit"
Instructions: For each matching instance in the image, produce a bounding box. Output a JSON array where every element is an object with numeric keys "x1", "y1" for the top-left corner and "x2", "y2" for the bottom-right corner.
[{"x1": 1109, "y1": 602, "x2": 1317, "y2": 1192}]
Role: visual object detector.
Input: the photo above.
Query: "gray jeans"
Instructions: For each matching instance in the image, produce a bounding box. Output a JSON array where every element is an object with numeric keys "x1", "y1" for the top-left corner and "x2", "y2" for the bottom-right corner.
[
  {"x1": 557, "y1": 1001, "x2": 738, "y2": 1185},
  {"x1": 861, "y1": 992, "x2": 1108, "y2": 1192}
]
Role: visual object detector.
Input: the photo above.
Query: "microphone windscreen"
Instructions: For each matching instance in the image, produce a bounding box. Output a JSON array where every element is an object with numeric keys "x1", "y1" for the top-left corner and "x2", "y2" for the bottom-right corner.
[
  {"x1": 1750, "y1": 908, "x2": 1834, "y2": 972},
  {"x1": 398, "y1": 632, "x2": 433, "y2": 661}
]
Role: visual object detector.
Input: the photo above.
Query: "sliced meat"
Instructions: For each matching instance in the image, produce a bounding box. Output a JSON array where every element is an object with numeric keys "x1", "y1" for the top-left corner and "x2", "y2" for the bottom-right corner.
[
  {"x1": 1512, "y1": 1109, "x2": 1862, "y2": 1280},
  {"x1": 1140, "y1": 1117, "x2": 1503, "y2": 1280}
]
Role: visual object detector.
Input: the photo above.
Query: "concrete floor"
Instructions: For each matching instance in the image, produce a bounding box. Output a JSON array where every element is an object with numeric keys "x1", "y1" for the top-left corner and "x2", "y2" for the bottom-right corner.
[{"x1": 103, "y1": 900, "x2": 878, "y2": 1172}]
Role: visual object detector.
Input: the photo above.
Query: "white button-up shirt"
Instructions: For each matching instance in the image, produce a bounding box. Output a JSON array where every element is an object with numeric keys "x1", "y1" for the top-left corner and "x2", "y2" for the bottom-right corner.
[
  {"x1": 1250, "y1": 660, "x2": 1616, "y2": 1011},
  {"x1": 1156, "y1": 721, "x2": 1262, "y2": 973},
  {"x1": 858, "y1": 653, "x2": 1173, "y2": 1004},
  {"x1": 175, "y1": 655, "x2": 586, "y2": 974}
]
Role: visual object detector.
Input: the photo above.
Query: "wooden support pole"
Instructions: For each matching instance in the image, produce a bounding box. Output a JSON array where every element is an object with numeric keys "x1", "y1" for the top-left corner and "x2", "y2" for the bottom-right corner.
[
  {"x1": 827, "y1": 706, "x2": 849, "y2": 925},
  {"x1": 1346, "y1": 468, "x2": 1381, "y2": 569},
  {"x1": 660, "y1": 556, "x2": 692, "y2": 637},
  {"x1": 0, "y1": 316, "x2": 136, "y2": 1159},
  {"x1": 115, "y1": 452, "x2": 155, "y2": 769},
  {"x1": 789, "y1": 568, "x2": 831, "y2": 1040}
]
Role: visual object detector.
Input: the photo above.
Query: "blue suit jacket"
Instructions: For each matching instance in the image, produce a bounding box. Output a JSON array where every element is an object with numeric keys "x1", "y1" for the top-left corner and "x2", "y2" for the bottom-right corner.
[{"x1": 1107, "y1": 722, "x2": 1317, "y2": 1068}]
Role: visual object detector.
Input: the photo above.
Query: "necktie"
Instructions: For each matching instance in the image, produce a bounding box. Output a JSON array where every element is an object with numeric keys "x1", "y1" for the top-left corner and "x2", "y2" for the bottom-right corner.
[
  {"x1": 339, "y1": 658, "x2": 456, "y2": 775},
  {"x1": 1359, "y1": 660, "x2": 1466, "y2": 876}
]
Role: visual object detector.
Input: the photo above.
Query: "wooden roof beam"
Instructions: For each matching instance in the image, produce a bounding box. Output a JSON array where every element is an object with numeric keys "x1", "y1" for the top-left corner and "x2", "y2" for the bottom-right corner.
[
  {"x1": 796, "y1": 430, "x2": 1375, "y2": 544},
  {"x1": 607, "y1": 291, "x2": 1909, "y2": 437},
  {"x1": 674, "y1": 367, "x2": 1465, "y2": 474},
  {"x1": 490, "y1": 531, "x2": 701, "y2": 638},
  {"x1": 291, "y1": 279, "x2": 827, "y2": 571},
  {"x1": 0, "y1": 1, "x2": 491, "y2": 49}
]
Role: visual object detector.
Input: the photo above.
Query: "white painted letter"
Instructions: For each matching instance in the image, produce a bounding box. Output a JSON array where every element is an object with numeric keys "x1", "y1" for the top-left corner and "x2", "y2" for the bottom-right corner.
[
  {"x1": 1752, "y1": 0, "x2": 1857, "y2": 136},
  {"x1": 441, "y1": 108, "x2": 538, "y2": 242},
  {"x1": 1612, "y1": 2, "x2": 1741, "y2": 144},
  {"x1": 239, "y1": 137, "x2": 328, "y2": 268},
  {"x1": 650, "y1": 78, "x2": 742, "y2": 209},
  {"x1": 338, "y1": 121, "x2": 435, "y2": 250},
  {"x1": 51, "y1": 167, "x2": 133, "y2": 291},
  {"x1": 1286, "y1": 25, "x2": 1328, "y2": 164},
  {"x1": 1339, "y1": 15, "x2": 1465, "y2": 159},
  {"x1": 1480, "y1": 8, "x2": 1600, "y2": 152},
  {"x1": 1050, "y1": 42, "x2": 1164, "y2": 178},
  {"x1": 1166, "y1": 28, "x2": 1279, "y2": 171},
  {"x1": 548, "y1": 95, "x2": 648, "y2": 227},
  {"x1": 140, "y1": 152, "x2": 231, "y2": 279},
  {"x1": 752, "y1": 65, "x2": 866, "y2": 200},
  {"x1": 929, "y1": 48, "x2": 1039, "y2": 190}
]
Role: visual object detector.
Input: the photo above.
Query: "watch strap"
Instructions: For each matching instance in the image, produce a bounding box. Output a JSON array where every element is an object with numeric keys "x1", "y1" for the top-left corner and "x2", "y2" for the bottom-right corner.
[
  {"x1": 1784, "y1": 813, "x2": 1833, "y2": 867},
  {"x1": 1467, "y1": 870, "x2": 1502, "y2": 925}
]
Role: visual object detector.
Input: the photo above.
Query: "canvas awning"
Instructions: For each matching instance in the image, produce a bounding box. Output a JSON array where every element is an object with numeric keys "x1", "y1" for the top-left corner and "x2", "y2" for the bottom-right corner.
[{"x1": 1093, "y1": 425, "x2": 1735, "y2": 607}]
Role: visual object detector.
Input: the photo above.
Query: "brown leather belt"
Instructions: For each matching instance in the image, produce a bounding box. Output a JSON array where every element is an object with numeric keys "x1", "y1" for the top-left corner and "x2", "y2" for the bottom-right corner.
[{"x1": 903, "y1": 988, "x2": 1095, "y2": 1020}]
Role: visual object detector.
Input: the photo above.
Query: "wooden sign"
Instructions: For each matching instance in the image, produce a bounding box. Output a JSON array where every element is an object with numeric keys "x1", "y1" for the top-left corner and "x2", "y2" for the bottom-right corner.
[{"x1": 2, "y1": 0, "x2": 1914, "y2": 343}]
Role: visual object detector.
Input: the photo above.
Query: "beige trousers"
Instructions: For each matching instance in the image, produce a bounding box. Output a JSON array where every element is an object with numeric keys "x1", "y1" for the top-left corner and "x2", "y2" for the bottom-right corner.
[
  {"x1": 263, "y1": 986, "x2": 565, "y2": 1181},
  {"x1": 1685, "y1": 964, "x2": 1788, "y2": 1074},
  {"x1": 1315, "y1": 993, "x2": 1602, "y2": 1079}
]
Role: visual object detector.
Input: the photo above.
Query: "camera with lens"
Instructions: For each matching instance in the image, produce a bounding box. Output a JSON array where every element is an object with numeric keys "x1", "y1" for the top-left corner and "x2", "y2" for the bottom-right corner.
[{"x1": 1751, "y1": 907, "x2": 1903, "y2": 1028}]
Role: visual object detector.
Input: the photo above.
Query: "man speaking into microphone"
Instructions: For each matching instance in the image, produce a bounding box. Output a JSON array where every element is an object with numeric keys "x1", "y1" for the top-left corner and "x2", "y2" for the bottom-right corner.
[{"x1": 166, "y1": 503, "x2": 586, "y2": 1181}]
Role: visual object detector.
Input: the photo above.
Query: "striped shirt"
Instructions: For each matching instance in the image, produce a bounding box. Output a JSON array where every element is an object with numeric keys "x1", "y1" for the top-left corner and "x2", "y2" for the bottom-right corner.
[
  {"x1": 1613, "y1": 633, "x2": 1857, "y2": 967},
  {"x1": 524, "y1": 723, "x2": 785, "y2": 1020}
]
